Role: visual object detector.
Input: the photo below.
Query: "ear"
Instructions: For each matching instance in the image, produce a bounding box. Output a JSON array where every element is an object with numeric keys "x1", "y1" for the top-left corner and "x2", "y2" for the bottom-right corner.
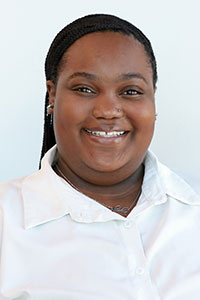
[
  {"x1": 47, "y1": 80, "x2": 56, "y2": 103},
  {"x1": 46, "y1": 80, "x2": 56, "y2": 114}
]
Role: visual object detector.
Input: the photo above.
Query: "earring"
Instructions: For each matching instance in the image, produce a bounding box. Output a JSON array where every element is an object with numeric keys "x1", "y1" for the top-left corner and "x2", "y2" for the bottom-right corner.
[
  {"x1": 47, "y1": 104, "x2": 54, "y2": 115},
  {"x1": 155, "y1": 113, "x2": 158, "y2": 120}
]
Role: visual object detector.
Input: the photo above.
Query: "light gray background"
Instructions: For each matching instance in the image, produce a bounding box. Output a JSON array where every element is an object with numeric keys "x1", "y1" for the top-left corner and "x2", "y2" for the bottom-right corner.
[{"x1": 1, "y1": 0, "x2": 200, "y2": 192}]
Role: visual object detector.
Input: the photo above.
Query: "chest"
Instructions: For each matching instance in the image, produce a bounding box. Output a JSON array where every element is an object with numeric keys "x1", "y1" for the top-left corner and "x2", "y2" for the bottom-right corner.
[{"x1": 1, "y1": 205, "x2": 200, "y2": 300}]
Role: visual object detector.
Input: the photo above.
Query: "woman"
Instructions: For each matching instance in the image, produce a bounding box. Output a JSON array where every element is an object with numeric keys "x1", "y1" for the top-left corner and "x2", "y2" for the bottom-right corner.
[{"x1": 0, "y1": 14, "x2": 200, "y2": 300}]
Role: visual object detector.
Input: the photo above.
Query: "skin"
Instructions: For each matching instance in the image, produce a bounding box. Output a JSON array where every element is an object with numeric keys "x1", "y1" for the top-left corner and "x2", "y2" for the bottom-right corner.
[{"x1": 47, "y1": 32, "x2": 156, "y2": 215}]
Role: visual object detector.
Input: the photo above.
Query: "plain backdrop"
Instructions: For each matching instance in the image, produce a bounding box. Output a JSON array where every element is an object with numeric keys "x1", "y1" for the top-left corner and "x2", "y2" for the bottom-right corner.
[{"x1": 1, "y1": 0, "x2": 200, "y2": 192}]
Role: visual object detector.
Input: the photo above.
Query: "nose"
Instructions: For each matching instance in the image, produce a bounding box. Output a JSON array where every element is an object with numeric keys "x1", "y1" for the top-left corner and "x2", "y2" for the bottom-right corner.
[{"x1": 92, "y1": 93, "x2": 124, "y2": 119}]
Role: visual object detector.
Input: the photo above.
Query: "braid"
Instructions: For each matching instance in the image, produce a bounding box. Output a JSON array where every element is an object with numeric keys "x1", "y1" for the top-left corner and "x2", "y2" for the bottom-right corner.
[
  {"x1": 40, "y1": 92, "x2": 56, "y2": 164},
  {"x1": 40, "y1": 13, "x2": 157, "y2": 166}
]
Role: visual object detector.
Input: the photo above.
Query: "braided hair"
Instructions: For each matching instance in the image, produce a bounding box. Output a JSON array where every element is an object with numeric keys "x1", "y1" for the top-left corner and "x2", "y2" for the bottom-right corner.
[{"x1": 40, "y1": 13, "x2": 157, "y2": 165}]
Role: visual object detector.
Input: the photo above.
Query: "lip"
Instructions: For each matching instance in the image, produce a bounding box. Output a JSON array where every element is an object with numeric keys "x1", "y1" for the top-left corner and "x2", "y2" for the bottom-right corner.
[
  {"x1": 82, "y1": 128, "x2": 130, "y2": 144},
  {"x1": 85, "y1": 125, "x2": 128, "y2": 132}
]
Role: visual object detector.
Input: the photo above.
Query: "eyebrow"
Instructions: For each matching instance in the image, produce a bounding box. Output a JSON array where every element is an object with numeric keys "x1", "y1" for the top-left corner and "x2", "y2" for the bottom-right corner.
[
  {"x1": 68, "y1": 72, "x2": 97, "y2": 80},
  {"x1": 68, "y1": 71, "x2": 147, "y2": 83},
  {"x1": 117, "y1": 73, "x2": 147, "y2": 83}
]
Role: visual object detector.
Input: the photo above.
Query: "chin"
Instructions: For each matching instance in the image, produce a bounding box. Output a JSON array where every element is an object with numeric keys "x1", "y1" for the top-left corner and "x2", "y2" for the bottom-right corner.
[
  {"x1": 85, "y1": 157, "x2": 127, "y2": 174},
  {"x1": 87, "y1": 162, "x2": 121, "y2": 173}
]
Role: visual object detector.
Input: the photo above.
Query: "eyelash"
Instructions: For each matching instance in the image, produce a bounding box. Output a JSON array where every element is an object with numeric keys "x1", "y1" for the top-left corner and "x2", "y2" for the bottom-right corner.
[
  {"x1": 72, "y1": 87, "x2": 142, "y2": 96},
  {"x1": 73, "y1": 87, "x2": 93, "y2": 94},
  {"x1": 122, "y1": 89, "x2": 142, "y2": 96}
]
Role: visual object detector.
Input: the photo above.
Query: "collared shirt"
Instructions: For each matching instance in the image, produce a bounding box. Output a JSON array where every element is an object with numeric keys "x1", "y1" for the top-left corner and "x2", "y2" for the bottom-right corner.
[{"x1": 0, "y1": 146, "x2": 200, "y2": 300}]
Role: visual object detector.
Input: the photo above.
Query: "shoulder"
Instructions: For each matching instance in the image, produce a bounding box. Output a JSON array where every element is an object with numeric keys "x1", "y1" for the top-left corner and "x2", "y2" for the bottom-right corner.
[
  {"x1": 0, "y1": 177, "x2": 30, "y2": 231},
  {"x1": 0, "y1": 177, "x2": 28, "y2": 213},
  {"x1": 159, "y1": 160, "x2": 200, "y2": 197},
  {"x1": 0, "y1": 177, "x2": 25, "y2": 199},
  {"x1": 0, "y1": 146, "x2": 57, "y2": 202},
  {"x1": 145, "y1": 150, "x2": 200, "y2": 205}
]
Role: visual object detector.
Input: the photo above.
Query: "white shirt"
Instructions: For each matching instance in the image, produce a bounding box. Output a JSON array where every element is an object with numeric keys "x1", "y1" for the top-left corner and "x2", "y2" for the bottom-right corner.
[{"x1": 0, "y1": 146, "x2": 200, "y2": 300}]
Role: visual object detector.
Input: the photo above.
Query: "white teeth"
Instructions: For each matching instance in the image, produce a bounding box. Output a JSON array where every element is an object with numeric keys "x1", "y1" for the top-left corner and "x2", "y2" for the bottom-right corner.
[{"x1": 85, "y1": 129, "x2": 125, "y2": 137}]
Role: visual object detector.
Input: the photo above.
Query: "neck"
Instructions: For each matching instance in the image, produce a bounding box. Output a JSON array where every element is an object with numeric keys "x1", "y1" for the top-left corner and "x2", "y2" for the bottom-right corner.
[{"x1": 53, "y1": 153, "x2": 144, "y2": 215}]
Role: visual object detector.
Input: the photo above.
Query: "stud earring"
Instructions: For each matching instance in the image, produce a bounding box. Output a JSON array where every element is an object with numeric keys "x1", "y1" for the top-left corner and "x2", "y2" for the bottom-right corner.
[
  {"x1": 47, "y1": 104, "x2": 54, "y2": 115},
  {"x1": 155, "y1": 113, "x2": 158, "y2": 120}
]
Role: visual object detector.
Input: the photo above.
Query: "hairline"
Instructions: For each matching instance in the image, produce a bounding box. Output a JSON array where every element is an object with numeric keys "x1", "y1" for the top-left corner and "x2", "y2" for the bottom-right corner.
[{"x1": 53, "y1": 30, "x2": 155, "y2": 87}]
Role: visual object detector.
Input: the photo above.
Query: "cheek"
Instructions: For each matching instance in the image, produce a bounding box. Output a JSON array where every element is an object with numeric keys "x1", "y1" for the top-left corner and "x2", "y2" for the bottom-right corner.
[
  {"x1": 54, "y1": 96, "x2": 89, "y2": 130},
  {"x1": 126, "y1": 101, "x2": 155, "y2": 129}
]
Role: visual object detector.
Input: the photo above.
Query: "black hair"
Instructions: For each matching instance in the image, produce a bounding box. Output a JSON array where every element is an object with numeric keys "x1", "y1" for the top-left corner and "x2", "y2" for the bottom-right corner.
[{"x1": 40, "y1": 13, "x2": 157, "y2": 165}]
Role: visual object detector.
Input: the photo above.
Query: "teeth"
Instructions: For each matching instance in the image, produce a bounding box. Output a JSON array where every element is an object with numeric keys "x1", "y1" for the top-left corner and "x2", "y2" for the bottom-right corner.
[{"x1": 85, "y1": 129, "x2": 125, "y2": 137}]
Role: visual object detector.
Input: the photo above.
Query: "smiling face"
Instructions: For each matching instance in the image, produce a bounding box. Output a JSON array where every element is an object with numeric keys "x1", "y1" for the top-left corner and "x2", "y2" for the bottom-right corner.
[{"x1": 47, "y1": 31, "x2": 156, "y2": 185}]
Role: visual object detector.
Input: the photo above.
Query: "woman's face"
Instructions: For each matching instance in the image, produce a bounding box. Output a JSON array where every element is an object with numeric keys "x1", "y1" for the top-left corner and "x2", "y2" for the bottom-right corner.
[{"x1": 47, "y1": 32, "x2": 156, "y2": 185}]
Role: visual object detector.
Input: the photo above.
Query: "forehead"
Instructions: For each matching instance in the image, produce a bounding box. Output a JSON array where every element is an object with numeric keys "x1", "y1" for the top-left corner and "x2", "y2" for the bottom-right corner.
[{"x1": 59, "y1": 32, "x2": 152, "y2": 81}]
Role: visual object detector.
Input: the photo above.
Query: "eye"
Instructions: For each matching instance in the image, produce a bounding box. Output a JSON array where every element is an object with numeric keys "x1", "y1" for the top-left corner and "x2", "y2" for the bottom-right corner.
[
  {"x1": 73, "y1": 87, "x2": 94, "y2": 94},
  {"x1": 123, "y1": 89, "x2": 141, "y2": 96}
]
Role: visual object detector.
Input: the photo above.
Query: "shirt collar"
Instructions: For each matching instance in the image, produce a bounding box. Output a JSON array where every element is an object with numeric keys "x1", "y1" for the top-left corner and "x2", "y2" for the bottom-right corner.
[
  {"x1": 142, "y1": 151, "x2": 200, "y2": 206},
  {"x1": 22, "y1": 146, "x2": 200, "y2": 229},
  {"x1": 22, "y1": 146, "x2": 125, "y2": 229}
]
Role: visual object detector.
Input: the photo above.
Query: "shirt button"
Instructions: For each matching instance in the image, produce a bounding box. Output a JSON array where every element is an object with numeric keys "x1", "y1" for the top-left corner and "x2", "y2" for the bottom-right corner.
[
  {"x1": 135, "y1": 267, "x2": 145, "y2": 275},
  {"x1": 124, "y1": 220, "x2": 133, "y2": 229}
]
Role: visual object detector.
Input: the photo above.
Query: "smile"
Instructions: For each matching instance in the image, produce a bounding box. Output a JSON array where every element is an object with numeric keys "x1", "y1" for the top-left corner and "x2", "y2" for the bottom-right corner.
[{"x1": 84, "y1": 129, "x2": 127, "y2": 137}]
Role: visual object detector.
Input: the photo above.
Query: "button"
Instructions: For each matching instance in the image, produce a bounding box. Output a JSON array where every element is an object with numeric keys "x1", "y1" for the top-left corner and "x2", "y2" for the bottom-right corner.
[
  {"x1": 124, "y1": 220, "x2": 133, "y2": 229},
  {"x1": 135, "y1": 267, "x2": 145, "y2": 275}
]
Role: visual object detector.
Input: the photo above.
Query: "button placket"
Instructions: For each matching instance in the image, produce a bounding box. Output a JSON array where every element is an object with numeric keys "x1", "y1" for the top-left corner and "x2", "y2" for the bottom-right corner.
[
  {"x1": 135, "y1": 266, "x2": 145, "y2": 276},
  {"x1": 117, "y1": 220, "x2": 161, "y2": 299},
  {"x1": 120, "y1": 221, "x2": 145, "y2": 274},
  {"x1": 124, "y1": 220, "x2": 134, "y2": 229}
]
